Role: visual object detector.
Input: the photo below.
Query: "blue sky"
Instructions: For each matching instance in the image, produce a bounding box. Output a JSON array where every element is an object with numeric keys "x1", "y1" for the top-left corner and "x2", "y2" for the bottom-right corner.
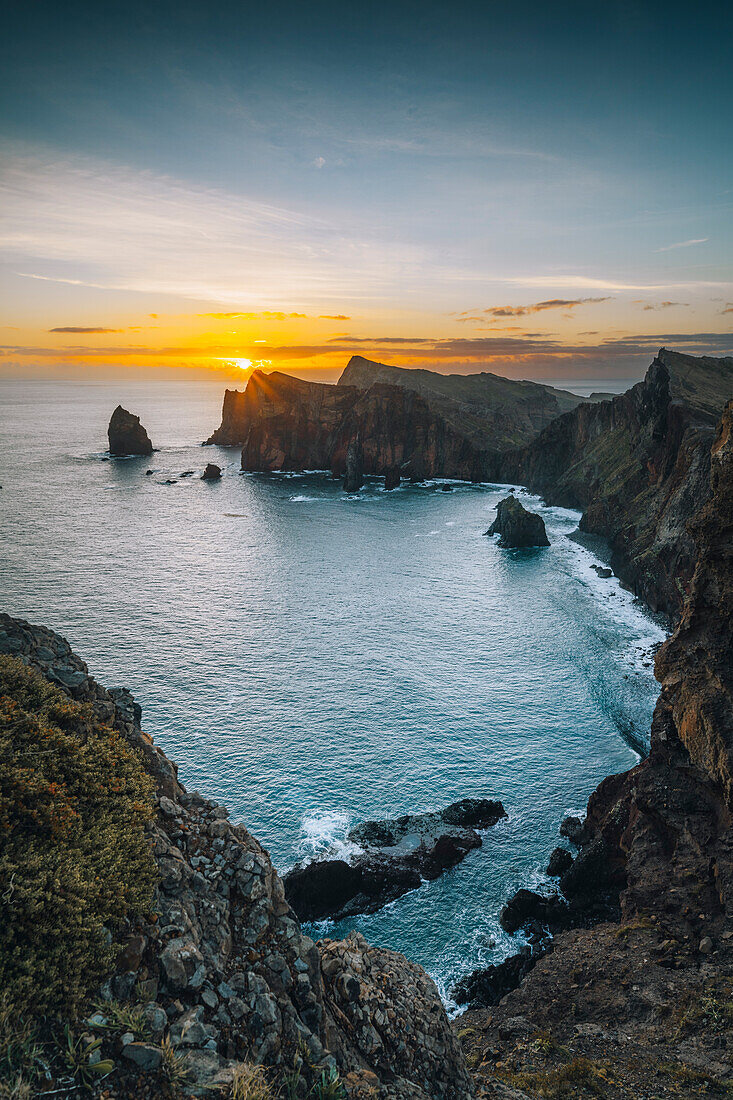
[{"x1": 1, "y1": 0, "x2": 731, "y2": 380}]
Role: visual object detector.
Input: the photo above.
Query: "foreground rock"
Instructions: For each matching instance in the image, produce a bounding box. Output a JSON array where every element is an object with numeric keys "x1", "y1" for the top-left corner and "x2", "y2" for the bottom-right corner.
[
  {"x1": 201, "y1": 463, "x2": 222, "y2": 480},
  {"x1": 108, "y1": 405, "x2": 154, "y2": 456},
  {"x1": 284, "y1": 799, "x2": 506, "y2": 922},
  {"x1": 0, "y1": 614, "x2": 474, "y2": 1099},
  {"x1": 455, "y1": 400, "x2": 733, "y2": 1098},
  {"x1": 485, "y1": 495, "x2": 549, "y2": 547}
]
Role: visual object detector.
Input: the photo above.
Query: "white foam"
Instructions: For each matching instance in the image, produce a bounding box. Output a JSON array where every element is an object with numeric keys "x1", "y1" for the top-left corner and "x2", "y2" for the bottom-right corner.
[
  {"x1": 289, "y1": 494, "x2": 318, "y2": 502},
  {"x1": 297, "y1": 809, "x2": 361, "y2": 864}
]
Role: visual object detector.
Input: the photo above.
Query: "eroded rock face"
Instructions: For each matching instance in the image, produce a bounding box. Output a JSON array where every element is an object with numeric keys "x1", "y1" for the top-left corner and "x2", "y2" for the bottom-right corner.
[
  {"x1": 502, "y1": 350, "x2": 733, "y2": 618},
  {"x1": 455, "y1": 401, "x2": 733, "y2": 1098},
  {"x1": 284, "y1": 800, "x2": 506, "y2": 922},
  {"x1": 485, "y1": 495, "x2": 549, "y2": 548},
  {"x1": 108, "y1": 405, "x2": 153, "y2": 456},
  {"x1": 0, "y1": 614, "x2": 474, "y2": 1099}
]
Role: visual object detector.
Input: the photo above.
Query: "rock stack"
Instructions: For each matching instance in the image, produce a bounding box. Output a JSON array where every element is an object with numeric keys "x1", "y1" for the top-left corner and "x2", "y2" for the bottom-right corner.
[{"x1": 108, "y1": 405, "x2": 153, "y2": 456}]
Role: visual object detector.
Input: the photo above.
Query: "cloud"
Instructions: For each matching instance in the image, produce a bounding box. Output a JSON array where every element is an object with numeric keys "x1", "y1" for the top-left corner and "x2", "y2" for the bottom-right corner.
[
  {"x1": 641, "y1": 301, "x2": 688, "y2": 311},
  {"x1": 319, "y1": 314, "x2": 351, "y2": 320},
  {"x1": 463, "y1": 297, "x2": 610, "y2": 319},
  {"x1": 312, "y1": 157, "x2": 326, "y2": 169},
  {"x1": 655, "y1": 238, "x2": 709, "y2": 252},
  {"x1": 199, "y1": 312, "x2": 307, "y2": 320},
  {"x1": 0, "y1": 146, "x2": 429, "y2": 307},
  {"x1": 48, "y1": 326, "x2": 122, "y2": 333}
]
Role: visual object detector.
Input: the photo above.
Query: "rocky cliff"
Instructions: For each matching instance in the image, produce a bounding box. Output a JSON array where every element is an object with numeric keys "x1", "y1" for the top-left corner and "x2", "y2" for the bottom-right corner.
[
  {"x1": 502, "y1": 349, "x2": 733, "y2": 619},
  {"x1": 457, "y1": 400, "x2": 733, "y2": 1098},
  {"x1": 0, "y1": 615, "x2": 474, "y2": 1099},
  {"x1": 338, "y1": 356, "x2": 591, "y2": 451},
  {"x1": 206, "y1": 368, "x2": 495, "y2": 482}
]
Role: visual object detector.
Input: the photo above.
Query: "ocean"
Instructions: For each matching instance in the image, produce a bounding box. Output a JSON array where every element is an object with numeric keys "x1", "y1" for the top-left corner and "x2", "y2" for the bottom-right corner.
[{"x1": 0, "y1": 377, "x2": 665, "y2": 1006}]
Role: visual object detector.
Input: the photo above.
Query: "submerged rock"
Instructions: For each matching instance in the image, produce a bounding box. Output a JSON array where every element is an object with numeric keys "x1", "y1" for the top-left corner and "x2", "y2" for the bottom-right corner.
[
  {"x1": 108, "y1": 405, "x2": 153, "y2": 457},
  {"x1": 284, "y1": 798, "x2": 506, "y2": 922},
  {"x1": 202, "y1": 463, "x2": 222, "y2": 480},
  {"x1": 485, "y1": 494, "x2": 549, "y2": 548}
]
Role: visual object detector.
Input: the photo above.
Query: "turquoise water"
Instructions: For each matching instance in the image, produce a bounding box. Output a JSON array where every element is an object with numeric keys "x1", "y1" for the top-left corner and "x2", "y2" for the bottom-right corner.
[{"x1": 0, "y1": 379, "x2": 665, "y2": 1004}]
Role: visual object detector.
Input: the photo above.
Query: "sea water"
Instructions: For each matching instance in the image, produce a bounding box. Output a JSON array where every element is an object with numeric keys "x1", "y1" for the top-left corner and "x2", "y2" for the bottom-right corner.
[{"x1": 0, "y1": 379, "x2": 665, "y2": 1005}]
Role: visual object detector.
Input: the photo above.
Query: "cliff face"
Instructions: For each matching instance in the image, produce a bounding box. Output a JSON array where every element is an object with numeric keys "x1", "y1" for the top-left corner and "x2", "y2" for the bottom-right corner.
[
  {"x1": 0, "y1": 614, "x2": 473, "y2": 1099},
  {"x1": 459, "y1": 401, "x2": 733, "y2": 1098},
  {"x1": 503, "y1": 349, "x2": 733, "y2": 618},
  {"x1": 207, "y1": 369, "x2": 494, "y2": 481},
  {"x1": 338, "y1": 355, "x2": 591, "y2": 451}
]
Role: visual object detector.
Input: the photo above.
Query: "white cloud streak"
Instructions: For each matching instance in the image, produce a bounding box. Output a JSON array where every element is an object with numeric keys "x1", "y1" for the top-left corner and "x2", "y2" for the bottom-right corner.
[{"x1": 655, "y1": 237, "x2": 709, "y2": 252}]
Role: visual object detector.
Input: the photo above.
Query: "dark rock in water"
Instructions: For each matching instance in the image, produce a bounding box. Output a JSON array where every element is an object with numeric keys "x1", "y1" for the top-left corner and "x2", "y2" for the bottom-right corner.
[
  {"x1": 546, "y1": 847, "x2": 573, "y2": 876},
  {"x1": 164, "y1": 479, "x2": 177, "y2": 485},
  {"x1": 108, "y1": 405, "x2": 153, "y2": 457},
  {"x1": 485, "y1": 494, "x2": 549, "y2": 548},
  {"x1": 440, "y1": 483, "x2": 453, "y2": 492},
  {"x1": 384, "y1": 467, "x2": 401, "y2": 490},
  {"x1": 180, "y1": 470, "x2": 194, "y2": 478},
  {"x1": 343, "y1": 439, "x2": 364, "y2": 492},
  {"x1": 451, "y1": 947, "x2": 539, "y2": 1009},
  {"x1": 202, "y1": 463, "x2": 222, "y2": 480},
  {"x1": 500, "y1": 888, "x2": 570, "y2": 934},
  {"x1": 591, "y1": 564, "x2": 613, "y2": 578},
  {"x1": 560, "y1": 815, "x2": 589, "y2": 846},
  {"x1": 284, "y1": 797, "x2": 506, "y2": 922},
  {"x1": 145, "y1": 469, "x2": 153, "y2": 476},
  {"x1": 349, "y1": 798, "x2": 506, "y2": 848}
]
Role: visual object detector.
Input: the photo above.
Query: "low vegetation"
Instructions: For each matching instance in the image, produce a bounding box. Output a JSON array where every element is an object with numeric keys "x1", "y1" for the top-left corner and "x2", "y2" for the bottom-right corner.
[{"x1": 0, "y1": 655, "x2": 156, "y2": 1019}]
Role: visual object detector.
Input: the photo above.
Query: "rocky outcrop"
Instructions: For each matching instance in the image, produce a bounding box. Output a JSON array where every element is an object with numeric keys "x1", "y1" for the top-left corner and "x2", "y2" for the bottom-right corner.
[
  {"x1": 502, "y1": 350, "x2": 733, "y2": 618},
  {"x1": 0, "y1": 614, "x2": 474, "y2": 1099},
  {"x1": 455, "y1": 401, "x2": 733, "y2": 1098},
  {"x1": 339, "y1": 356, "x2": 592, "y2": 451},
  {"x1": 108, "y1": 405, "x2": 154, "y2": 456},
  {"x1": 206, "y1": 369, "x2": 494, "y2": 482},
  {"x1": 284, "y1": 800, "x2": 506, "y2": 922},
  {"x1": 202, "y1": 463, "x2": 222, "y2": 480},
  {"x1": 203, "y1": 358, "x2": 603, "y2": 483},
  {"x1": 485, "y1": 495, "x2": 549, "y2": 548},
  {"x1": 343, "y1": 439, "x2": 364, "y2": 492}
]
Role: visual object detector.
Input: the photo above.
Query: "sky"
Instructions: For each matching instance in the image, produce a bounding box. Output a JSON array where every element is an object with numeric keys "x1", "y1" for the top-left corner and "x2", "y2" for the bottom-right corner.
[{"x1": 1, "y1": 0, "x2": 731, "y2": 385}]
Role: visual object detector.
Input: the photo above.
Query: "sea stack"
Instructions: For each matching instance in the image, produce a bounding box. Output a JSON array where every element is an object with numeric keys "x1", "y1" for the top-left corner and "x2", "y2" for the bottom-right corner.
[
  {"x1": 384, "y1": 467, "x2": 401, "y2": 490},
  {"x1": 201, "y1": 463, "x2": 222, "y2": 480},
  {"x1": 486, "y1": 494, "x2": 549, "y2": 548},
  {"x1": 108, "y1": 406, "x2": 153, "y2": 456},
  {"x1": 343, "y1": 439, "x2": 364, "y2": 492}
]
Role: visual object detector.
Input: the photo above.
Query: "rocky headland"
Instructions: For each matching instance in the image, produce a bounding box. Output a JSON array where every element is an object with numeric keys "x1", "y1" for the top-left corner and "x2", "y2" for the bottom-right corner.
[
  {"x1": 0, "y1": 614, "x2": 474, "y2": 1099},
  {"x1": 283, "y1": 800, "x2": 506, "y2": 922},
  {"x1": 455, "y1": 398, "x2": 733, "y2": 1097},
  {"x1": 485, "y1": 496, "x2": 550, "y2": 548},
  {"x1": 203, "y1": 357, "x2": 604, "y2": 483},
  {"x1": 108, "y1": 405, "x2": 154, "y2": 457}
]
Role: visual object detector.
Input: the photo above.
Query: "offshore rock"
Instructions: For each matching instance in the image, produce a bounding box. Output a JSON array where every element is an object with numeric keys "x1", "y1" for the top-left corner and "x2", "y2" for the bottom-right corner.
[
  {"x1": 284, "y1": 799, "x2": 506, "y2": 922},
  {"x1": 201, "y1": 463, "x2": 222, "y2": 480},
  {"x1": 108, "y1": 405, "x2": 154, "y2": 456},
  {"x1": 384, "y1": 466, "x2": 401, "y2": 490},
  {"x1": 343, "y1": 439, "x2": 364, "y2": 492},
  {"x1": 0, "y1": 613, "x2": 474, "y2": 1099},
  {"x1": 486, "y1": 495, "x2": 549, "y2": 548}
]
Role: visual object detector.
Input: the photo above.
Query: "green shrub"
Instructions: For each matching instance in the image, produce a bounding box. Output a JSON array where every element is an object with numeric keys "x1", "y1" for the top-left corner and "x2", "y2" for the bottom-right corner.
[{"x1": 0, "y1": 656, "x2": 156, "y2": 1017}]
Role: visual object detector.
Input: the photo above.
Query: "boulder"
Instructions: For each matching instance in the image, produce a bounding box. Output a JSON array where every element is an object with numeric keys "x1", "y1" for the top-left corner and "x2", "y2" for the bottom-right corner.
[
  {"x1": 202, "y1": 463, "x2": 222, "y2": 480},
  {"x1": 546, "y1": 847, "x2": 573, "y2": 876},
  {"x1": 485, "y1": 494, "x2": 549, "y2": 548},
  {"x1": 343, "y1": 440, "x2": 364, "y2": 492},
  {"x1": 284, "y1": 798, "x2": 506, "y2": 922},
  {"x1": 108, "y1": 405, "x2": 153, "y2": 456}
]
